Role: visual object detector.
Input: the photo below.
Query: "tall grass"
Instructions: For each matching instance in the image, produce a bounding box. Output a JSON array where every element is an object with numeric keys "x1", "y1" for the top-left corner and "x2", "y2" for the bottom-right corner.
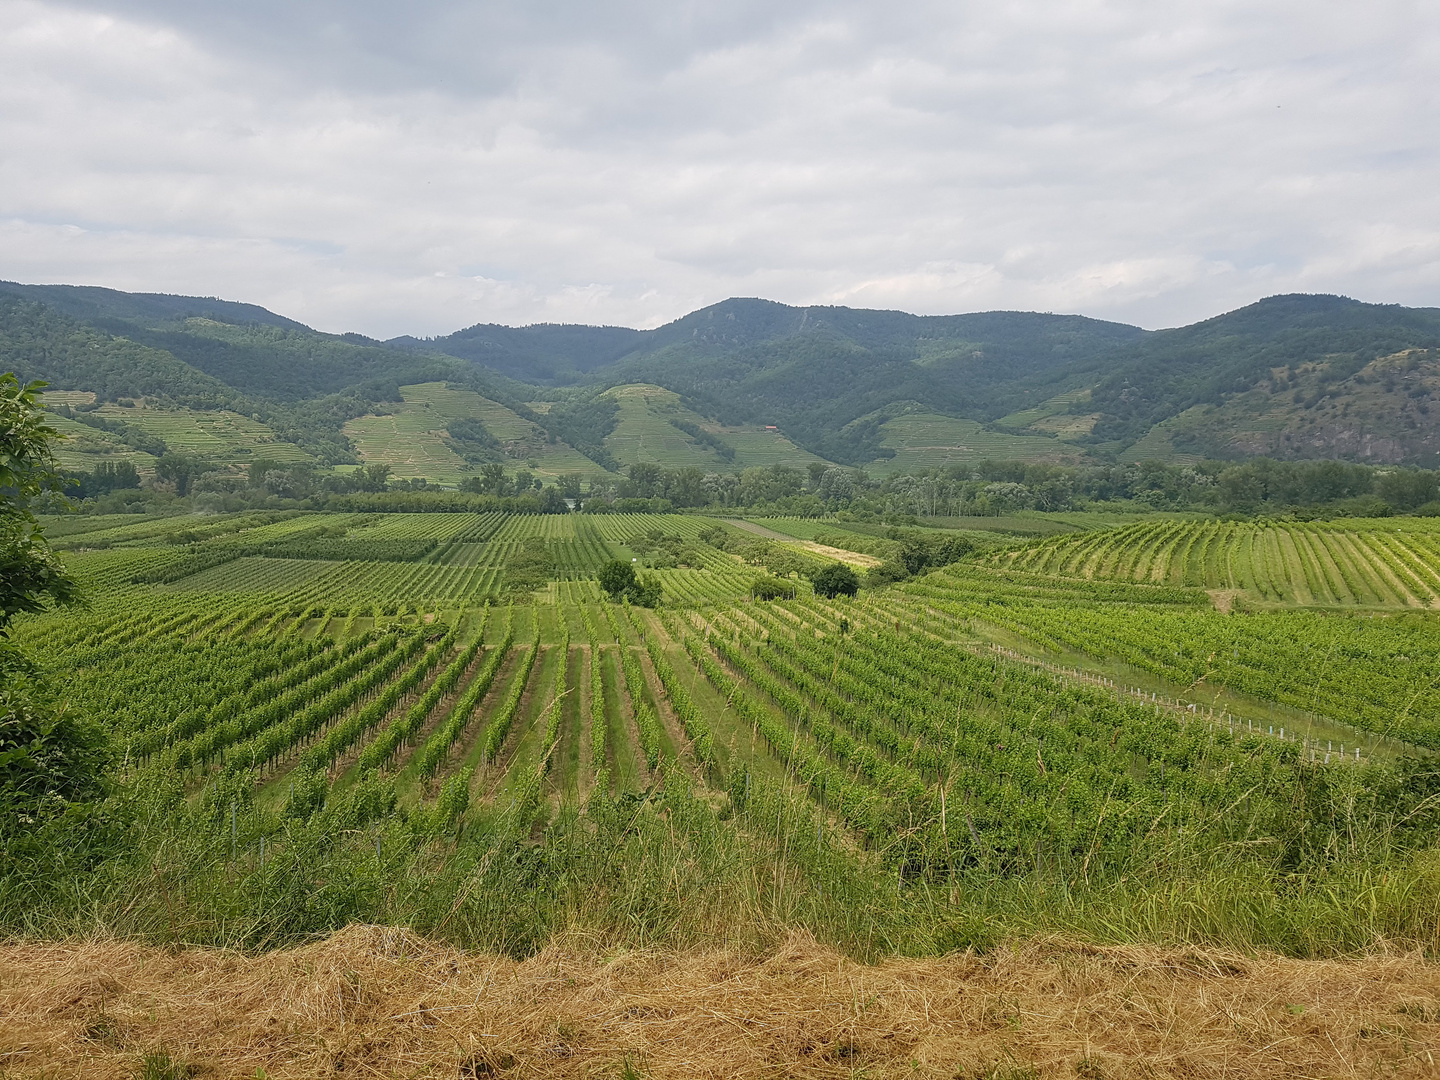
[{"x1": 6, "y1": 768, "x2": 1440, "y2": 960}]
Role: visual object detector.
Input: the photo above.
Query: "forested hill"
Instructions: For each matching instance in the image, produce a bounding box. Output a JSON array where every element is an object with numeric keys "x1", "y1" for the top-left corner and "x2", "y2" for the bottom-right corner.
[
  {"x1": 3, "y1": 278, "x2": 1440, "y2": 468},
  {"x1": 405, "y1": 294, "x2": 1440, "y2": 466}
]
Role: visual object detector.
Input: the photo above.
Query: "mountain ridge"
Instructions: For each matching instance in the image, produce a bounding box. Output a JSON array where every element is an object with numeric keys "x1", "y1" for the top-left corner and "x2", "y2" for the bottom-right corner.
[{"x1": 3, "y1": 279, "x2": 1438, "y2": 471}]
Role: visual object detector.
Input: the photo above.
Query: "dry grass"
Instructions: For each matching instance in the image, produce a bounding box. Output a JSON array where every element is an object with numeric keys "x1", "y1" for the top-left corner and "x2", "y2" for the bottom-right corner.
[{"x1": 3, "y1": 926, "x2": 1440, "y2": 1078}]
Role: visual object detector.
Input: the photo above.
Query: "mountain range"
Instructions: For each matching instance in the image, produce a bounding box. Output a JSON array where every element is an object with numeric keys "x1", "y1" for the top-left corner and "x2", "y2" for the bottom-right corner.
[{"x1": 3, "y1": 279, "x2": 1438, "y2": 479}]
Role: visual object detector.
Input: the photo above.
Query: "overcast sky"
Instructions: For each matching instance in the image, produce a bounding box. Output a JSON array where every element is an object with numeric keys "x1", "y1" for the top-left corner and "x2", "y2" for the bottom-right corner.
[{"x1": 1, "y1": 0, "x2": 1437, "y2": 338}]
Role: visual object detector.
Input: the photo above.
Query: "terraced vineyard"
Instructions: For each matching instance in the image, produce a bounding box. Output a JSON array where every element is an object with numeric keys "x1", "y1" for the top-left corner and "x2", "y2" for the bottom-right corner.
[{"x1": 993, "y1": 517, "x2": 1440, "y2": 606}]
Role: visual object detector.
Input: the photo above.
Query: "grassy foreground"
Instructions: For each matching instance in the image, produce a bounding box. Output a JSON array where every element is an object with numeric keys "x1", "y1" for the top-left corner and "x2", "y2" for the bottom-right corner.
[{"x1": 4, "y1": 927, "x2": 1439, "y2": 1078}]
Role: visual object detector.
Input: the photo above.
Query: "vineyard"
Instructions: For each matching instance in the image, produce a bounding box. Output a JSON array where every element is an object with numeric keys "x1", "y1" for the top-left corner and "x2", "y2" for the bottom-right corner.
[
  {"x1": 12, "y1": 505, "x2": 1440, "y2": 962},
  {"x1": 992, "y1": 517, "x2": 1440, "y2": 606}
]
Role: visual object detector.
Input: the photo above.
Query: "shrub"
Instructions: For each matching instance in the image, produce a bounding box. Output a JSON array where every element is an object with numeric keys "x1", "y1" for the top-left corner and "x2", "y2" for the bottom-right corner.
[
  {"x1": 812, "y1": 562, "x2": 860, "y2": 599},
  {"x1": 598, "y1": 559, "x2": 637, "y2": 600},
  {"x1": 750, "y1": 576, "x2": 797, "y2": 601}
]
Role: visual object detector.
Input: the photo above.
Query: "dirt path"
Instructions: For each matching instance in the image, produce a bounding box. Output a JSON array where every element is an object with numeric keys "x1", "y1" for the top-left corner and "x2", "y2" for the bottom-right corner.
[
  {"x1": 5, "y1": 928, "x2": 1438, "y2": 1079},
  {"x1": 724, "y1": 518, "x2": 882, "y2": 568},
  {"x1": 725, "y1": 518, "x2": 794, "y2": 540}
]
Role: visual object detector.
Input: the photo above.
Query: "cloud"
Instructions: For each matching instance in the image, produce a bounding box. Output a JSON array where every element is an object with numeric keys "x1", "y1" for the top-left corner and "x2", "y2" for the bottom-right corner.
[{"x1": 0, "y1": 0, "x2": 1437, "y2": 336}]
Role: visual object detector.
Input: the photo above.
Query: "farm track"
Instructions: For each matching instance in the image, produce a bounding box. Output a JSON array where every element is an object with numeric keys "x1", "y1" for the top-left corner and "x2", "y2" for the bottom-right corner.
[
  {"x1": 449, "y1": 647, "x2": 524, "y2": 778},
  {"x1": 475, "y1": 645, "x2": 550, "y2": 804}
]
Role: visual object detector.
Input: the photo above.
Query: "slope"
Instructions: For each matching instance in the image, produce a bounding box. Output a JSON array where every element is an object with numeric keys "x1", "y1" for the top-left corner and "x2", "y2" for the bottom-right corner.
[
  {"x1": 600, "y1": 383, "x2": 828, "y2": 471},
  {"x1": 1084, "y1": 294, "x2": 1440, "y2": 457},
  {"x1": 10, "y1": 281, "x2": 1440, "y2": 475},
  {"x1": 344, "y1": 382, "x2": 607, "y2": 483}
]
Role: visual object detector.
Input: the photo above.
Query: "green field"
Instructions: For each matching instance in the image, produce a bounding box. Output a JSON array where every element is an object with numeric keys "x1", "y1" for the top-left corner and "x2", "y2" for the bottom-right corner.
[
  {"x1": 91, "y1": 403, "x2": 312, "y2": 465},
  {"x1": 993, "y1": 387, "x2": 1094, "y2": 430},
  {"x1": 867, "y1": 405, "x2": 1082, "y2": 474},
  {"x1": 13, "y1": 503, "x2": 1440, "y2": 964},
  {"x1": 994, "y1": 517, "x2": 1440, "y2": 607},
  {"x1": 345, "y1": 382, "x2": 605, "y2": 484},
  {"x1": 45, "y1": 412, "x2": 160, "y2": 474},
  {"x1": 602, "y1": 384, "x2": 828, "y2": 470}
]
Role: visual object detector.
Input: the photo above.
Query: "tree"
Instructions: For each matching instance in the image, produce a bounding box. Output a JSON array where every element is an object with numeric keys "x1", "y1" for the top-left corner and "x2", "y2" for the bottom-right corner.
[
  {"x1": 248, "y1": 457, "x2": 286, "y2": 488},
  {"x1": 597, "y1": 559, "x2": 661, "y2": 605},
  {"x1": 1377, "y1": 469, "x2": 1440, "y2": 512},
  {"x1": 478, "y1": 462, "x2": 508, "y2": 495},
  {"x1": 598, "y1": 559, "x2": 637, "y2": 600},
  {"x1": 537, "y1": 486, "x2": 569, "y2": 514},
  {"x1": 0, "y1": 375, "x2": 103, "y2": 842},
  {"x1": 154, "y1": 452, "x2": 212, "y2": 497},
  {"x1": 628, "y1": 572, "x2": 663, "y2": 607},
  {"x1": 750, "y1": 576, "x2": 797, "y2": 601},
  {"x1": 812, "y1": 562, "x2": 860, "y2": 599},
  {"x1": 764, "y1": 547, "x2": 810, "y2": 578},
  {"x1": 360, "y1": 463, "x2": 392, "y2": 492},
  {"x1": 0, "y1": 376, "x2": 77, "y2": 625}
]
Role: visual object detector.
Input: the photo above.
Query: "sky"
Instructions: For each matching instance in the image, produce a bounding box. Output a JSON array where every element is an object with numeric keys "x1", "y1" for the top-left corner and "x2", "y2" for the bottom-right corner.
[{"x1": 1, "y1": 0, "x2": 1437, "y2": 338}]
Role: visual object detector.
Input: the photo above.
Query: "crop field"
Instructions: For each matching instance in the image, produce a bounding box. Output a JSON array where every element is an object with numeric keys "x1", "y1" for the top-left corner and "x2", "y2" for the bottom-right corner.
[
  {"x1": 992, "y1": 517, "x2": 1440, "y2": 606},
  {"x1": 993, "y1": 387, "x2": 1093, "y2": 430},
  {"x1": 601, "y1": 384, "x2": 826, "y2": 470},
  {"x1": 344, "y1": 382, "x2": 604, "y2": 484},
  {"x1": 869, "y1": 407, "x2": 1080, "y2": 474},
  {"x1": 17, "y1": 506, "x2": 1440, "y2": 969},
  {"x1": 91, "y1": 403, "x2": 313, "y2": 464},
  {"x1": 43, "y1": 412, "x2": 161, "y2": 474},
  {"x1": 51, "y1": 511, "x2": 753, "y2": 608}
]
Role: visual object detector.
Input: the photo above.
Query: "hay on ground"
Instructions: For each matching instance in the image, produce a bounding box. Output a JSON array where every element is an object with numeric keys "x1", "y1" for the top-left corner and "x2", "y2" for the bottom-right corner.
[{"x1": 2, "y1": 926, "x2": 1439, "y2": 1078}]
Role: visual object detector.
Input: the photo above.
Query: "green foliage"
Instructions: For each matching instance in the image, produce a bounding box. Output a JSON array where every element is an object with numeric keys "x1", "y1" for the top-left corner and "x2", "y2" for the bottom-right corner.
[
  {"x1": 628, "y1": 571, "x2": 662, "y2": 607},
  {"x1": 598, "y1": 559, "x2": 636, "y2": 600},
  {"x1": 0, "y1": 645, "x2": 111, "y2": 840},
  {"x1": 506, "y1": 536, "x2": 553, "y2": 593},
  {"x1": 65, "y1": 459, "x2": 141, "y2": 498},
  {"x1": 888, "y1": 526, "x2": 976, "y2": 575},
  {"x1": 1086, "y1": 295, "x2": 1440, "y2": 446},
  {"x1": 541, "y1": 395, "x2": 621, "y2": 470},
  {"x1": 153, "y1": 452, "x2": 215, "y2": 497},
  {"x1": 443, "y1": 416, "x2": 501, "y2": 463},
  {"x1": 596, "y1": 559, "x2": 661, "y2": 605},
  {"x1": 62, "y1": 409, "x2": 168, "y2": 455},
  {"x1": 0, "y1": 375, "x2": 76, "y2": 626},
  {"x1": 811, "y1": 562, "x2": 860, "y2": 598},
  {"x1": 627, "y1": 528, "x2": 703, "y2": 568},
  {"x1": 0, "y1": 376, "x2": 111, "y2": 856},
  {"x1": 669, "y1": 416, "x2": 736, "y2": 460},
  {"x1": 750, "y1": 576, "x2": 797, "y2": 600}
]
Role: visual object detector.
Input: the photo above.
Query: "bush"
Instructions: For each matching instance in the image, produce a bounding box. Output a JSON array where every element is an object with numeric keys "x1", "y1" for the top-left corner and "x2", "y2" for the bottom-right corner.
[
  {"x1": 865, "y1": 560, "x2": 911, "y2": 587},
  {"x1": 750, "y1": 577, "x2": 797, "y2": 601},
  {"x1": 812, "y1": 562, "x2": 860, "y2": 598},
  {"x1": 0, "y1": 646, "x2": 110, "y2": 841},
  {"x1": 598, "y1": 559, "x2": 636, "y2": 600},
  {"x1": 598, "y1": 560, "x2": 662, "y2": 606},
  {"x1": 629, "y1": 572, "x2": 663, "y2": 608}
]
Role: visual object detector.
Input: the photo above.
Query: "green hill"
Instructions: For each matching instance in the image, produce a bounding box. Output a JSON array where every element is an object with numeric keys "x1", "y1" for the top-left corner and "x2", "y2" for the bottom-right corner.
[
  {"x1": 600, "y1": 384, "x2": 826, "y2": 471},
  {"x1": 344, "y1": 382, "x2": 606, "y2": 484},
  {"x1": 7, "y1": 280, "x2": 1440, "y2": 479}
]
